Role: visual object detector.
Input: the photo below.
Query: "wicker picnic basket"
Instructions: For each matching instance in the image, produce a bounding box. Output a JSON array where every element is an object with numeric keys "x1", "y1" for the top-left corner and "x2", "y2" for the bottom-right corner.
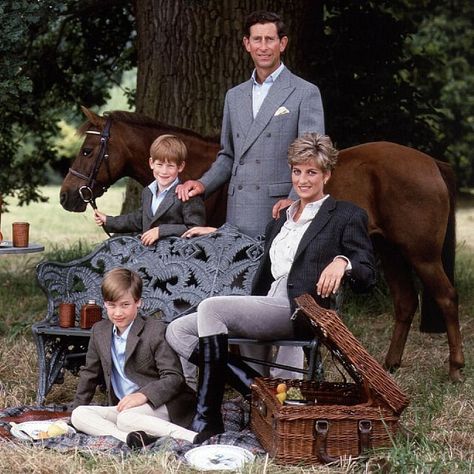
[{"x1": 250, "y1": 294, "x2": 410, "y2": 465}]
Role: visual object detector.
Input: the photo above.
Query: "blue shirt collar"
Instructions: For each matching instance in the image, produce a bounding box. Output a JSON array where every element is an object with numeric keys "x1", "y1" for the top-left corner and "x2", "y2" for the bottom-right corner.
[{"x1": 251, "y1": 62, "x2": 285, "y2": 85}]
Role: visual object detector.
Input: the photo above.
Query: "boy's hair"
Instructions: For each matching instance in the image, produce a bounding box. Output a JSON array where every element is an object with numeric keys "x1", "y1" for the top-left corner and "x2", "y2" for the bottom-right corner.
[
  {"x1": 244, "y1": 11, "x2": 286, "y2": 39},
  {"x1": 101, "y1": 268, "x2": 143, "y2": 302},
  {"x1": 149, "y1": 134, "x2": 187, "y2": 166},
  {"x1": 288, "y1": 133, "x2": 339, "y2": 172}
]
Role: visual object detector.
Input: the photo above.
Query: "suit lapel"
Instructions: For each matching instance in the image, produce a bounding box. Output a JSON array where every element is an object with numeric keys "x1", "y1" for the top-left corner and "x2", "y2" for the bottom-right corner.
[
  {"x1": 143, "y1": 187, "x2": 154, "y2": 220},
  {"x1": 293, "y1": 197, "x2": 337, "y2": 262},
  {"x1": 236, "y1": 80, "x2": 254, "y2": 138},
  {"x1": 124, "y1": 316, "x2": 144, "y2": 366},
  {"x1": 96, "y1": 321, "x2": 113, "y2": 376},
  {"x1": 240, "y1": 68, "x2": 295, "y2": 157},
  {"x1": 151, "y1": 181, "x2": 179, "y2": 223}
]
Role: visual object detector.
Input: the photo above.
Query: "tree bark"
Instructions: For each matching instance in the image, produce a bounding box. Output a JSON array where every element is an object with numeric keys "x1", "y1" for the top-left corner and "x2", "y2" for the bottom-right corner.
[{"x1": 122, "y1": 0, "x2": 318, "y2": 213}]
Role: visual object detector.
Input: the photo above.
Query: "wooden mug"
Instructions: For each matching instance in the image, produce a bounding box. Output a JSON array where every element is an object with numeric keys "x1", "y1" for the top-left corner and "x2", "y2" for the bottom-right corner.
[
  {"x1": 59, "y1": 303, "x2": 76, "y2": 328},
  {"x1": 12, "y1": 222, "x2": 30, "y2": 247}
]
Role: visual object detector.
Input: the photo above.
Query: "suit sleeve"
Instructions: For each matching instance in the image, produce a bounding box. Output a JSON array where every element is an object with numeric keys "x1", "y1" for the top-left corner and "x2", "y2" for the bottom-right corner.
[
  {"x1": 73, "y1": 327, "x2": 103, "y2": 408},
  {"x1": 138, "y1": 325, "x2": 186, "y2": 409},
  {"x1": 200, "y1": 91, "x2": 234, "y2": 197},
  {"x1": 340, "y1": 208, "x2": 376, "y2": 292},
  {"x1": 158, "y1": 196, "x2": 207, "y2": 238},
  {"x1": 104, "y1": 208, "x2": 143, "y2": 234}
]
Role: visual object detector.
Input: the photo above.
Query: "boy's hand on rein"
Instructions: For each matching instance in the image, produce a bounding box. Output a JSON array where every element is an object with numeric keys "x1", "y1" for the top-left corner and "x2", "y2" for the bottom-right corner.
[
  {"x1": 93, "y1": 210, "x2": 106, "y2": 226},
  {"x1": 117, "y1": 392, "x2": 148, "y2": 412}
]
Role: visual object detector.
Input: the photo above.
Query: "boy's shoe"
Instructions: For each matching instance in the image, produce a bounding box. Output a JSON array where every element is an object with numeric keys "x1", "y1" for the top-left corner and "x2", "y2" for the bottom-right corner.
[{"x1": 126, "y1": 430, "x2": 159, "y2": 450}]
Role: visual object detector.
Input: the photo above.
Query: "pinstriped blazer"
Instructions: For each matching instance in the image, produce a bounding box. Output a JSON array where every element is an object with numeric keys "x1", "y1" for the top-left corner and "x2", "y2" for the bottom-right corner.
[
  {"x1": 251, "y1": 196, "x2": 376, "y2": 338},
  {"x1": 105, "y1": 181, "x2": 206, "y2": 238},
  {"x1": 200, "y1": 67, "x2": 324, "y2": 237}
]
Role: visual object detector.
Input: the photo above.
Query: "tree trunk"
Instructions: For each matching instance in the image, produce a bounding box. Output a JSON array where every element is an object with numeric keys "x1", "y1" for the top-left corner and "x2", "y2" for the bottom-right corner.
[{"x1": 122, "y1": 0, "x2": 319, "y2": 213}]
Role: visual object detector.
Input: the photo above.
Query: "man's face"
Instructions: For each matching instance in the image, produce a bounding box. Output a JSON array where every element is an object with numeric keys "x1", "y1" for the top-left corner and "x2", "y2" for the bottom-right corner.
[{"x1": 243, "y1": 22, "x2": 288, "y2": 77}]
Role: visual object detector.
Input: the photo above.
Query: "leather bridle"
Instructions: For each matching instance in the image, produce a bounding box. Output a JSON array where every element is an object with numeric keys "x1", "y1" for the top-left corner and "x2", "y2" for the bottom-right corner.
[{"x1": 69, "y1": 116, "x2": 113, "y2": 210}]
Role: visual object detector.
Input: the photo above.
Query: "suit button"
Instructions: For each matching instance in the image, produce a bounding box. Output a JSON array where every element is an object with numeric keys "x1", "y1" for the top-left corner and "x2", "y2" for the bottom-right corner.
[
  {"x1": 237, "y1": 133, "x2": 240, "y2": 137},
  {"x1": 287, "y1": 283, "x2": 294, "y2": 288},
  {"x1": 256, "y1": 160, "x2": 260, "y2": 164},
  {"x1": 266, "y1": 132, "x2": 271, "y2": 137},
  {"x1": 238, "y1": 185, "x2": 243, "y2": 190},
  {"x1": 239, "y1": 160, "x2": 244, "y2": 165},
  {"x1": 256, "y1": 185, "x2": 260, "y2": 190}
]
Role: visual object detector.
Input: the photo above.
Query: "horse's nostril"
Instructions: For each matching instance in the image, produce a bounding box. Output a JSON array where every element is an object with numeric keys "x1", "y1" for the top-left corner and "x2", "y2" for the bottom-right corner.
[{"x1": 59, "y1": 192, "x2": 67, "y2": 206}]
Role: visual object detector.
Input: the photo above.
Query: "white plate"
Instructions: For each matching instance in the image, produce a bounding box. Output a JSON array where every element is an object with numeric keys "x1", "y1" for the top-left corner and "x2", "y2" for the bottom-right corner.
[
  {"x1": 185, "y1": 445, "x2": 255, "y2": 471},
  {"x1": 10, "y1": 420, "x2": 75, "y2": 441}
]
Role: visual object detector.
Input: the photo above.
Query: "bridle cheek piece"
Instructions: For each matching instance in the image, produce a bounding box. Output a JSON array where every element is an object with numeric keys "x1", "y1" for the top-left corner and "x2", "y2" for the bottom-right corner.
[{"x1": 69, "y1": 116, "x2": 112, "y2": 208}]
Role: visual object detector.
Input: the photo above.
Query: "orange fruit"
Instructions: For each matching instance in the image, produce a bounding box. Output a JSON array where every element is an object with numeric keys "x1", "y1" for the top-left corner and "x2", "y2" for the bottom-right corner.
[{"x1": 276, "y1": 383, "x2": 287, "y2": 394}]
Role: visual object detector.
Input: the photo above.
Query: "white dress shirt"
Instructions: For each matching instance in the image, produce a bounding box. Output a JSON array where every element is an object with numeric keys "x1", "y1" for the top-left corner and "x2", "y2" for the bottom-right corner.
[
  {"x1": 111, "y1": 322, "x2": 140, "y2": 400},
  {"x1": 148, "y1": 177, "x2": 179, "y2": 215},
  {"x1": 251, "y1": 62, "x2": 286, "y2": 118},
  {"x1": 270, "y1": 196, "x2": 330, "y2": 280}
]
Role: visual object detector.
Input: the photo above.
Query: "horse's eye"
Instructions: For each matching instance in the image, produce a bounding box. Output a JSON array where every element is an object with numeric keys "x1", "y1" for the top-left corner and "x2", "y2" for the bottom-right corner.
[{"x1": 82, "y1": 148, "x2": 93, "y2": 157}]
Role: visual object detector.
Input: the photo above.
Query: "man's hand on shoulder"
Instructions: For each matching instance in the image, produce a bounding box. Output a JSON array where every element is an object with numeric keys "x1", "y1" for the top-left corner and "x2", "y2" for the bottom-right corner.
[
  {"x1": 176, "y1": 180, "x2": 205, "y2": 202},
  {"x1": 272, "y1": 198, "x2": 294, "y2": 219}
]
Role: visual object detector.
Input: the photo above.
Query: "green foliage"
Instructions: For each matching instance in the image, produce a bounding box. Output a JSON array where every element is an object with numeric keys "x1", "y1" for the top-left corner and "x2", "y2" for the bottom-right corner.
[{"x1": 0, "y1": 0, "x2": 134, "y2": 206}]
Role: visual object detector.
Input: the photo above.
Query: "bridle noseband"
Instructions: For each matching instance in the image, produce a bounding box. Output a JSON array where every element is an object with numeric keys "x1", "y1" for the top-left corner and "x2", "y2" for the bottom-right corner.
[{"x1": 69, "y1": 116, "x2": 113, "y2": 209}]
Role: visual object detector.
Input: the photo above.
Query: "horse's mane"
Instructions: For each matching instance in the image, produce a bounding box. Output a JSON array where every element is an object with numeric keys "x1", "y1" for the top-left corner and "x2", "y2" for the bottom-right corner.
[{"x1": 78, "y1": 110, "x2": 219, "y2": 142}]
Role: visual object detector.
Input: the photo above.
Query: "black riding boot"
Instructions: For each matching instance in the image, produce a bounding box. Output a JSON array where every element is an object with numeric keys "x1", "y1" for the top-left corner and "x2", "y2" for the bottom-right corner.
[
  {"x1": 189, "y1": 346, "x2": 260, "y2": 398},
  {"x1": 226, "y1": 352, "x2": 261, "y2": 398},
  {"x1": 190, "y1": 334, "x2": 228, "y2": 443}
]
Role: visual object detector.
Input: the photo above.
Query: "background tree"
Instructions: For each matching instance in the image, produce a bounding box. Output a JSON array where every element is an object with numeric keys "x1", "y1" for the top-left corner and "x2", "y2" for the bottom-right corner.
[{"x1": 0, "y1": 0, "x2": 472, "y2": 214}]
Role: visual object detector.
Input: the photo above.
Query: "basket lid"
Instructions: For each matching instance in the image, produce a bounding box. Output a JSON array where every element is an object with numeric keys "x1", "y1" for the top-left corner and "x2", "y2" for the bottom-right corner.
[{"x1": 295, "y1": 294, "x2": 409, "y2": 414}]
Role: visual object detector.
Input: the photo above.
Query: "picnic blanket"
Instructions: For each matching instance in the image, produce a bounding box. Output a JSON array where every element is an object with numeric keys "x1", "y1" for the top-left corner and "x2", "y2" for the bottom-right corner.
[{"x1": 0, "y1": 397, "x2": 266, "y2": 461}]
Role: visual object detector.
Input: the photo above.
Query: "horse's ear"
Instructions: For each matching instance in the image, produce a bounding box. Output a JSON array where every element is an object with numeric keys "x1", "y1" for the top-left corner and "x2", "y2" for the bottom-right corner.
[{"x1": 80, "y1": 105, "x2": 104, "y2": 127}]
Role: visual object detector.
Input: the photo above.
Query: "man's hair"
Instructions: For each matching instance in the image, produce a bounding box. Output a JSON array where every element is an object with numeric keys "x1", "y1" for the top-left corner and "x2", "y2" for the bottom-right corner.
[
  {"x1": 149, "y1": 134, "x2": 187, "y2": 166},
  {"x1": 288, "y1": 133, "x2": 339, "y2": 172},
  {"x1": 244, "y1": 11, "x2": 286, "y2": 38},
  {"x1": 101, "y1": 268, "x2": 143, "y2": 302}
]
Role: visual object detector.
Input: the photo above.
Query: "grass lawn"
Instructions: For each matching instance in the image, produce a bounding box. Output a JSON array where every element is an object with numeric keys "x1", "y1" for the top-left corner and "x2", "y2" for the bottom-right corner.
[{"x1": 0, "y1": 186, "x2": 473, "y2": 473}]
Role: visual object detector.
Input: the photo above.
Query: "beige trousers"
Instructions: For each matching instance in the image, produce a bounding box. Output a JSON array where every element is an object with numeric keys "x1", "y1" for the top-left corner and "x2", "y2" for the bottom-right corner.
[{"x1": 71, "y1": 403, "x2": 196, "y2": 443}]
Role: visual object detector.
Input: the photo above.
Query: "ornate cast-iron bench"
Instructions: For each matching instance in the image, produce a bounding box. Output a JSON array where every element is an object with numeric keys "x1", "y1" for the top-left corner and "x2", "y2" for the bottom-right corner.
[{"x1": 32, "y1": 225, "x2": 322, "y2": 405}]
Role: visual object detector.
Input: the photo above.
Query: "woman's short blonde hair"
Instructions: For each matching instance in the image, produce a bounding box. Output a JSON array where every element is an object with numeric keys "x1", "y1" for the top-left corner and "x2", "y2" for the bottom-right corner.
[
  {"x1": 101, "y1": 268, "x2": 143, "y2": 302},
  {"x1": 149, "y1": 134, "x2": 187, "y2": 166},
  {"x1": 287, "y1": 133, "x2": 339, "y2": 172}
]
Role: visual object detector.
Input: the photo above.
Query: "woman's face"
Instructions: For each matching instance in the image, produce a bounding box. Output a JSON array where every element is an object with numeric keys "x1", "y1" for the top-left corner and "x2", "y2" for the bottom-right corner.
[{"x1": 291, "y1": 159, "x2": 331, "y2": 205}]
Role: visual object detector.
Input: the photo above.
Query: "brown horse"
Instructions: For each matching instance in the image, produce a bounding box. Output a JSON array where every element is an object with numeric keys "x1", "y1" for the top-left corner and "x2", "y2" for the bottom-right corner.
[{"x1": 60, "y1": 107, "x2": 464, "y2": 382}]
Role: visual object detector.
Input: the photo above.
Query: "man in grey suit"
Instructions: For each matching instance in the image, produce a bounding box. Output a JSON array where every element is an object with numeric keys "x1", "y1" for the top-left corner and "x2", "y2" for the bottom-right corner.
[
  {"x1": 177, "y1": 11, "x2": 324, "y2": 377},
  {"x1": 177, "y1": 10, "x2": 324, "y2": 237}
]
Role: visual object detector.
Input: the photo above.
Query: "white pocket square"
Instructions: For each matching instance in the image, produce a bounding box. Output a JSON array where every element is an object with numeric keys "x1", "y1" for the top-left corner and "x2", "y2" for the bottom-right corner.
[{"x1": 274, "y1": 106, "x2": 290, "y2": 116}]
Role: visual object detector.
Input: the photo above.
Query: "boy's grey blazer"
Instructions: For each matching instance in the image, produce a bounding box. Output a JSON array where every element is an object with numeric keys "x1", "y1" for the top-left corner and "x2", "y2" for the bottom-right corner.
[
  {"x1": 105, "y1": 182, "x2": 205, "y2": 238},
  {"x1": 252, "y1": 196, "x2": 376, "y2": 338},
  {"x1": 200, "y1": 66, "x2": 324, "y2": 237},
  {"x1": 73, "y1": 316, "x2": 195, "y2": 428}
]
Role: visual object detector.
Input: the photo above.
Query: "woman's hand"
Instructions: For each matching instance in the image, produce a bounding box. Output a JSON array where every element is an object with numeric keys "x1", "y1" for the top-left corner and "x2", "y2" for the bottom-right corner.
[
  {"x1": 316, "y1": 258, "x2": 348, "y2": 298},
  {"x1": 181, "y1": 226, "x2": 217, "y2": 238},
  {"x1": 117, "y1": 392, "x2": 148, "y2": 412},
  {"x1": 141, "y1": 227, "x2": 159, "y2": 245}
]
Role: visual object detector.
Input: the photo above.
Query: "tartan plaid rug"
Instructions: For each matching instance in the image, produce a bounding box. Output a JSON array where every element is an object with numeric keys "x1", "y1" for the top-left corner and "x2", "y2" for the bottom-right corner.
[{"x1": 0, "y1": 397, "x2": 265, "y2": 459}]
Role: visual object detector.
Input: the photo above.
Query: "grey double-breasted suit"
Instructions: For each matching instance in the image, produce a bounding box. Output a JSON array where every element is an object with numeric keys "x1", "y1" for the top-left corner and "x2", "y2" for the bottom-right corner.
[
  {"x1": 105, "y1": 181, "x2": 205, "y2": 238},
  {"x1": 73, "y1": 316, "x2": 195, "y2": 428},
  {"x1": 200, "y1": 67, "x2": 324, "y2": 237}
]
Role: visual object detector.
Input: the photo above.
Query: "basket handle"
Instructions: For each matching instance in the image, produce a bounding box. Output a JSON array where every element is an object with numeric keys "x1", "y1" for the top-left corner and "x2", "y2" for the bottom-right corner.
[
  {"x1": 314, "y1": 419, "x2": 373, "y2": 463},
  {"x1": 314, "y1": 420, "x2": 339, "y2": 463}
]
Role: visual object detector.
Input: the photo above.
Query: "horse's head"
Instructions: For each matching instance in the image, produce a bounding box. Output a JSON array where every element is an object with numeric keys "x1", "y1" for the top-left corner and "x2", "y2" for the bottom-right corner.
[{"x1": 60, "y1": 107, "x2": 131, "y2": 212}]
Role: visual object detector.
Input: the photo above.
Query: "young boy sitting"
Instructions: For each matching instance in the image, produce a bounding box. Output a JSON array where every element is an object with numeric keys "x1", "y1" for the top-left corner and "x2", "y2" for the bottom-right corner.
[
  {"x1": 94, "y1": 134, "x2": 206, "y2": 245},
  {"x1": 71, "y1": 267, "x2": 198, "y2": 449}
]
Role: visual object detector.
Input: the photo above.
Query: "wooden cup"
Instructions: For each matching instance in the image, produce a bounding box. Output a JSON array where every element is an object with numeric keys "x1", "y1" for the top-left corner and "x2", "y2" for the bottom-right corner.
[
  {"x1": 59, "y1": 303, "x2": 76, "y2": 328},
  {"x1": 12, "y1": 222, "x2": 30, "y2": 247}
]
